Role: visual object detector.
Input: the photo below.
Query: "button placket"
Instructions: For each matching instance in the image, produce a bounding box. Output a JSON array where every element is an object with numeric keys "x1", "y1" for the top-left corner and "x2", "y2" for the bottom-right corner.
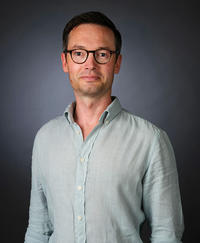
[
  {"x1": 74, "y1": 160, "x2": 85, "y2": 242},
  {"x1": 74, "y1": 123, "x2": 103, "y2": 243}
]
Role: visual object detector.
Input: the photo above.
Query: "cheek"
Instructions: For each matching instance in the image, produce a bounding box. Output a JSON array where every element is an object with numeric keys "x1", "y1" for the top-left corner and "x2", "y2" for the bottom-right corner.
[
  {"x1": 68, "y1": 64, "x2": 80, "y2": 77},
  {"x1": 104, "y1": 65, "x2": 115, "y2": 77}
]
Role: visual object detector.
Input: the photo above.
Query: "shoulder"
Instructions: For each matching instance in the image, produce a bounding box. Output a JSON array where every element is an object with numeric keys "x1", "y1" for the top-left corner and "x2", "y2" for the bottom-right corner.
[
  {"x1": 119, "y1": 109, "x2": 176, "y2": 165},
  {"x1": 120, "y1": 109, "x2": 175, "y2": 157},
  {"x1": 119, "y1": 108, "x2": 163, "y2": 138},
  {"x1": 34, "y1": 115, "x2": 68, "y2": 145}
]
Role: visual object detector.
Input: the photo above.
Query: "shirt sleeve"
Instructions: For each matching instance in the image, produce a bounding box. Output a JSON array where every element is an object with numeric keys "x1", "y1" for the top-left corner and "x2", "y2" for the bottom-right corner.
[
  {"x1": 142, "y1": 129, "x2": 184, "y2": 243},
  {"x1": 24, "y1": 133, "x2": 53, "y2": 243}
]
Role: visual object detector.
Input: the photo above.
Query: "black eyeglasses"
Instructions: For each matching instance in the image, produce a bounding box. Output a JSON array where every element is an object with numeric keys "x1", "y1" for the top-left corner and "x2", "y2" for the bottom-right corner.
[{"x1": 63, "y1": 48, "x2": 119, "y2": 64}]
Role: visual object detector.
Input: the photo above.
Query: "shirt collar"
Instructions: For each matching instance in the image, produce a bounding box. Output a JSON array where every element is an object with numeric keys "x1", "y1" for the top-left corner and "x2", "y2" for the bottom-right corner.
[{"x1": 64, "y1": 96, "x2": 122, "y2": 125}]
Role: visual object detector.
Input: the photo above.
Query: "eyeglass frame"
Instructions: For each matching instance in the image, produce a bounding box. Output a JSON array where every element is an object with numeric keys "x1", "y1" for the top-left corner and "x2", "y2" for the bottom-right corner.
[{"x1": 63, "y1": 48, "x2": 119, "y2": 64}]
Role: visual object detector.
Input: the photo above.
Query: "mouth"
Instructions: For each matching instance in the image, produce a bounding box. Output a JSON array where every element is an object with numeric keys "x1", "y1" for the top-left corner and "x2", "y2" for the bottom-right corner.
[{"x1": 80, "y1": 75, "x2": 100, "y2": 81}]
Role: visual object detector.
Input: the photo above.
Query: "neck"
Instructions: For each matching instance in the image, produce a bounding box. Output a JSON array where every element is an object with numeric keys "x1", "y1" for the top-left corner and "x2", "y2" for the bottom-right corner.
[{"x1": 73, "y1": 93, "x2": 112, "y2": 139}]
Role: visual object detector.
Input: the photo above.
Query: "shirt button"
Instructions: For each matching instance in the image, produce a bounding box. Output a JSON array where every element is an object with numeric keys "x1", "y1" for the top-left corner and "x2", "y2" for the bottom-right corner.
[
  {"x1": 76, "y1": 130, "x2": 80, "y2": 135},
  {"x1": 80, "y1": 157, "x2": 84, "y2": 163},
  {"x1": 78, "y1": 216, "x2": 82, "y2": 221},
  {"x1": 105, "y1": 120, "x2": 109, "y2": 125},
  {"x1": 77, "y1": 186, "x2": 82, "y2": 191}
]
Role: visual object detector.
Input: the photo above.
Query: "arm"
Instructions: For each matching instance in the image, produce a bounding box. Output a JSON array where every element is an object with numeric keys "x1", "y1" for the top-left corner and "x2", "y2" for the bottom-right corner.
[
  {"x1": 24, "y1": 134, "x2": 53, "y2": 243},
  {"x1": 143, "y1": 130, "x2": 184, "y2": 243}
]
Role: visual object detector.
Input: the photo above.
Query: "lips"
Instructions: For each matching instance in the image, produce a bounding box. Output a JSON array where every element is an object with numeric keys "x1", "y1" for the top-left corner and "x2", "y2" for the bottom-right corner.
[{"x1": 80, "y1": 75, "x2": 100, "y2": 81}]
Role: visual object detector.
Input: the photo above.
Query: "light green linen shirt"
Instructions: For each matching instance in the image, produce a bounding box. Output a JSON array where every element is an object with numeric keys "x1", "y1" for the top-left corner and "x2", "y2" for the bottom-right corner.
[{"x1": 24, "y1": 97, "x2": 184, "y2": 243}]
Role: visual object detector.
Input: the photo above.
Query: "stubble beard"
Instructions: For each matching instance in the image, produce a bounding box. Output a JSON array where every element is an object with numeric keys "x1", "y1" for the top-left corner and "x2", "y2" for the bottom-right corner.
[{"x1": 70, "y1": 76, "x2": 112, "y2": 98}]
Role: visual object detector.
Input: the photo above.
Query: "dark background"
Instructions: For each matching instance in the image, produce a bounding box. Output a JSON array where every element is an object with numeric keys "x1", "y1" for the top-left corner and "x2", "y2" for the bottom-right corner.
[{"x1": 1, "y1": 0, "x2": 199, "y2": 242}]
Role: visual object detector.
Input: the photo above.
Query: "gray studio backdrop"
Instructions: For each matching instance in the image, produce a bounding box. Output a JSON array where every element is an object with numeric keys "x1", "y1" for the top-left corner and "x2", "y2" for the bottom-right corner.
[{"x1": 1, "y1": 1, "x2": 199, "y2": 242}]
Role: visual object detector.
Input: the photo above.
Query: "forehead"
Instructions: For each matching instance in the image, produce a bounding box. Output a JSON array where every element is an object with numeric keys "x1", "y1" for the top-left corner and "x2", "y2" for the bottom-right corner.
[{"x1": 68, "y1": 23, "x2": 115, "y2": 49}]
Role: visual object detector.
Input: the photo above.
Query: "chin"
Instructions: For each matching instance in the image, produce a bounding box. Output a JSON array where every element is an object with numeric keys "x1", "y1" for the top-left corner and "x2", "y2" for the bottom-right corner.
[{"x1": 78, "y1": 88, "x2": 104, "y2": 97}]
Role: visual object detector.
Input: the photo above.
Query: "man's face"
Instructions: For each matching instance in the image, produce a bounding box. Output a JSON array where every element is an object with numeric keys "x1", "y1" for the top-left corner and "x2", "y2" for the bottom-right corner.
[{"x1": 61, "y1": 23, "x2": 121, "y2": 98}]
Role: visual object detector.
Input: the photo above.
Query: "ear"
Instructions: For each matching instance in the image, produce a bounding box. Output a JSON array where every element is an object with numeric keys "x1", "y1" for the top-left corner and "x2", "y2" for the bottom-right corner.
[
  {"x1": 61, "y1": 52, "x2": 69, "y2": 73},
  {"x1": 114, "y1": 54, "x2": 122, "y2": 74}
]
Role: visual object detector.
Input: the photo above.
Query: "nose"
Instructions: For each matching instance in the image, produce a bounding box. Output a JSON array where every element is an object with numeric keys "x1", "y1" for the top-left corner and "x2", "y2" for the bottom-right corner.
[{"x1": 84, "y1": 52, "x2": 97, "y2": 69}]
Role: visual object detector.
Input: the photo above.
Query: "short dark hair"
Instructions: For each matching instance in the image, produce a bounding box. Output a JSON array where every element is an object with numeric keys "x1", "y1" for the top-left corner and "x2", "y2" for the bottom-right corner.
[{"x1": 62, "y1": 11, "x2": 122, "y2": 55}]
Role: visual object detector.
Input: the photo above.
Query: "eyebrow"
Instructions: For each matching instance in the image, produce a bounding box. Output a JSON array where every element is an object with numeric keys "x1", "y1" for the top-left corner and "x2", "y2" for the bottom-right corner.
[
  {"x1": 70, "y1": 45, "x2": 112, "y2": 50},
  {"x1": 70, "y1": 45, "x2": 85, "y2": 49}
]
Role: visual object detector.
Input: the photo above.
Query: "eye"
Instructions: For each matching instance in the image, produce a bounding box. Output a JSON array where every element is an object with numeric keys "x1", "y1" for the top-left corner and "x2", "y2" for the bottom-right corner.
[
  {"x1": 97, "y1": 50, "x2": 109, "y2": 58},
  {"x1": 73, "y1": 50, "x2": 84, "y2": 56},
  {"x1": 96, "y1": 49, "x2": 111, "y2": 59},
  {"x1": 99, "y1": 52, "x2": 106, "y2": 57}
]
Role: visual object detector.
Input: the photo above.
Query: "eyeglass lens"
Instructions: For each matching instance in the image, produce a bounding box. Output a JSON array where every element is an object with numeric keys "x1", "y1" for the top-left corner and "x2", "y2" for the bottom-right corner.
[{"x1": 71, "y1": 49, "x2": 111, "y2": 64}]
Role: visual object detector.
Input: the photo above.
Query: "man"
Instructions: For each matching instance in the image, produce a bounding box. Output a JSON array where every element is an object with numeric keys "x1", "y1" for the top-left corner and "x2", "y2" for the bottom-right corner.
[{"x1": 24, "y1": 11, "x2": 184, "y2": 243}]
